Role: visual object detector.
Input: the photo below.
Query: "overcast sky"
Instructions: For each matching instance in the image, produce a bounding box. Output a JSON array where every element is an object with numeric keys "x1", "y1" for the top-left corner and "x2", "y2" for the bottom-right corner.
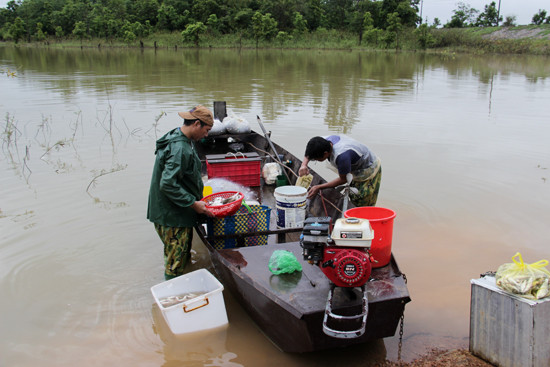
[
  {"x1": 0, "y1": 0, "x2": 548, "y2": 26},
  {"x1": 421, "y1": 0, "x2": 548, "y2": 25}
]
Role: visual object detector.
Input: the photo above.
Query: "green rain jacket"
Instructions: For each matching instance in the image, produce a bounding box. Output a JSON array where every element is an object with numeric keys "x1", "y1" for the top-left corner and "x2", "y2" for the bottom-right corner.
[{"x1": 147, "y1": 127, "x2": 204, "y2": 228}]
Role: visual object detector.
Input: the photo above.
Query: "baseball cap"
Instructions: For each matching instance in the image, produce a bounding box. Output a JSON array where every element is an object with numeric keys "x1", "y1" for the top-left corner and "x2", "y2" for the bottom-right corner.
[{"x1": 178, "y1": 105, "x2": 214, "y2": 126}]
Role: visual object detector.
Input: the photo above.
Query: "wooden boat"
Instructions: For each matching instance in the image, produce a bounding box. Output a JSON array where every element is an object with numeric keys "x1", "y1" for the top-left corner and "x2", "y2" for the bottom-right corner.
[{"x1": 194, "y1": 121, "x2": 410, "y2": 353}]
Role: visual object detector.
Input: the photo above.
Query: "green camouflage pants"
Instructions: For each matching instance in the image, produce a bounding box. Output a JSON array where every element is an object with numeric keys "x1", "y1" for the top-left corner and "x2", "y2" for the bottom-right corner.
[
  {"x1": 154, "y1": 224, "x2": 193, "y2": 280},
  {"x1": 350, "y1": 166, "x2": 382, "y2": 207}
]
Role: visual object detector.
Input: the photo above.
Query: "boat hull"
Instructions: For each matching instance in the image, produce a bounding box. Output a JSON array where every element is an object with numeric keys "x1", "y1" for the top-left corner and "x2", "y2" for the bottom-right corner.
[{"x1": 201, "y1": 239, "x2": 410, "y2": 353}]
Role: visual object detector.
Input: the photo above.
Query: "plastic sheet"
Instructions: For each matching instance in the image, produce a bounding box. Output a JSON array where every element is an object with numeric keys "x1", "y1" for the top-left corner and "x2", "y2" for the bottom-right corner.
[{"x1": 268, "y1": 250, "x2": 302, "y2": 275}]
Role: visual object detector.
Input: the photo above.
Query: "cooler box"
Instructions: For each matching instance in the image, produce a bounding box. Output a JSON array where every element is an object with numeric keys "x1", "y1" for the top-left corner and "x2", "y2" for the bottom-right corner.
[
  {"x1": 206, "y1": 152, "x2": 261, "y2": 186},
  {"x1": 151, "y1": 269, "x2": 228, "y2": 334}
]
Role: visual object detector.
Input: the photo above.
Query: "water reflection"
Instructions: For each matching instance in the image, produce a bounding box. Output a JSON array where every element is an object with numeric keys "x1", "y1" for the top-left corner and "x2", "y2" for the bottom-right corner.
[
  {"x1": 152, "y1": 304, "x2": 235, "y2": 366},
  {"x1": 3, "y1": 47, "x2": 548, "y2": 132},
  {"x1": 269, "y1": 272, "x2": 302, "y2": 293}
]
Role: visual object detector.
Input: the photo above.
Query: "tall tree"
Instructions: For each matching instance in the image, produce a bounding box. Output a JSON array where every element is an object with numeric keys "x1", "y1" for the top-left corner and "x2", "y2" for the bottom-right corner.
[
  {"x1": 52, "y1": 0, "x2": 92, "y2": 36},
  {"x1": 182, "y1": 21, "x2": 206, "y2": 46},
  {"x1": 444, "y1": 2, "x2": 478, "y2": 28},
  {"x1": 531, "y1": 9, "x2": 548, "y2": 25},
  {"x1": 385, "y1": 11, "x2": 401, "y2": 48},
  {"x1": 300, "y1": 0, "x2": 325, "y2": 31},
  {"x1": 475, "y1": 1, "x2": 502, "y2": 27},
  {"x1": 17, "y1": 0, "x2": 59, "y2": 37},
  {"x1": 292, "y1": 11, "x2": 307, "y2": 36},
  {"x1": 192, "y1": 0, "x2": 223, "y2": 23},
  {"x1": 323, "y1": 0, "x2": 354, "y2": 30},
  {"x1": 396, "y1": 0, "x2": 420, "y2": 27},
  {"x1": 251, "y1": 11, "x2": 277, "y2": 47},
  {"x1": 9, "y1": 16, "x2": 26, "y2": 43},
  {"x1": 260, "y1": 0, "x2": 297, "y2": 31},
  {"x1": 157, "y1": 3, "x2": 187, "y2": 31},
  {"x1": 381, "y1": 0, "x2": 419, "y2": 28},
  {"x1": 127, "y1": 0, "x2": 159, "y2": 26}
]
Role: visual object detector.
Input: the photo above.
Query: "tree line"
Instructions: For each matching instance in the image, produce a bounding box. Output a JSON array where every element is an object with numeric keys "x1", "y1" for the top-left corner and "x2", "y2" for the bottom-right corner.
[
  {"x1": 0, "y1": 0, "x2": 421, "y2": 44},
  {"x1": 0, "y1": 0, "x2": 548, "y2": 48}
]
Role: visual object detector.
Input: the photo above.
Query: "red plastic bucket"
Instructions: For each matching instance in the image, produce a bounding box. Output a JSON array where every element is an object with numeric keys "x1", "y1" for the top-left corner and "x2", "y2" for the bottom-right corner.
[{"x1": 344, "y1": 207, "x2": 396, "y2": 268}]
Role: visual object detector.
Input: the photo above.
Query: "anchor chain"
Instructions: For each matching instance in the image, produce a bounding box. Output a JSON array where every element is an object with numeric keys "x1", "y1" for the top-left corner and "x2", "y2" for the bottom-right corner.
[
  {"x1": 397, "y1": 272, "x2": 407, "y2": 362},
  {"x1": 397, "y1": 310, "x2": 405, "y2": 361}
]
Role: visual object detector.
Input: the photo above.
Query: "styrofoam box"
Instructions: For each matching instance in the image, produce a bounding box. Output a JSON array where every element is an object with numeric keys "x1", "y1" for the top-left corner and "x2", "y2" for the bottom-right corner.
[
  {"x1": 151, "y1": 268, "x2": 228, "y2": 334},
  {"x1": 470, "y1": 276, "x2": 550, "y2": 367}
]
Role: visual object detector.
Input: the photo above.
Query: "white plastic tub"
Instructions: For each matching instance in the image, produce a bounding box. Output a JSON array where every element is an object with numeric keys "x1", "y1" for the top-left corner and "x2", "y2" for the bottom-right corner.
[{"x1": 151, "y1": 268, "x2": 228, "y2": 334}]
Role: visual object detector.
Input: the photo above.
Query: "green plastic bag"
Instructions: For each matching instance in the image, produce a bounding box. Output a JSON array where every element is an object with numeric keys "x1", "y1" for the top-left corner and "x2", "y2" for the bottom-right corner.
[{"x1": 268, "y1": 250, "x2": 302, "y2": 275}]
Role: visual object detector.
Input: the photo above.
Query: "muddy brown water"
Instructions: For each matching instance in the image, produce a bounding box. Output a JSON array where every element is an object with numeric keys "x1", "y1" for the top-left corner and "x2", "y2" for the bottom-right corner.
[{"x1": 1, "y1": 46, "x2": 549, "y2": 366}]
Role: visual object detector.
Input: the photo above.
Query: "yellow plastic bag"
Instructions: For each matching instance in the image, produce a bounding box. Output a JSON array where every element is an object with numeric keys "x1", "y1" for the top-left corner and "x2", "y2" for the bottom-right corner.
[{"x1": 495, "y1": 252, "x2": 550, "y2": 300}]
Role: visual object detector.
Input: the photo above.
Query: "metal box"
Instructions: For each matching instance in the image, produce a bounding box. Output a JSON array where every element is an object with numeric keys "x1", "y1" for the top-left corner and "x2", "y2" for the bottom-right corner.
[{"x1": 470, "y1": 276, "x2": 550, "y2": 367}]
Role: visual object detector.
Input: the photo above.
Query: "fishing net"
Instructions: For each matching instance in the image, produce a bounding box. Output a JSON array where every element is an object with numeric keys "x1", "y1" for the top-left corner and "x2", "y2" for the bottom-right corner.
[{"x1": 268, "y1": 250, "x2": 302, "y2": 275}]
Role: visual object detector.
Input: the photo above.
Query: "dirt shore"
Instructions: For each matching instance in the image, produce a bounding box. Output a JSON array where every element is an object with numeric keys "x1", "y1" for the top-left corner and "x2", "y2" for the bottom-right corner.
[
  {"x1": 382, "y1": 349, "x2": 494, "y2": 366},
  {"x1": 483, "y1": 27, "x2": 550, "y2": 40}
]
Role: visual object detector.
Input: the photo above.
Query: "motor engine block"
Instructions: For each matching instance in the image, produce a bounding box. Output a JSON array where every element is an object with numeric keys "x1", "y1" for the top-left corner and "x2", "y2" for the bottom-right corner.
[{"x1": 321, "y1": 246, "x2": 372, "y2": 287}]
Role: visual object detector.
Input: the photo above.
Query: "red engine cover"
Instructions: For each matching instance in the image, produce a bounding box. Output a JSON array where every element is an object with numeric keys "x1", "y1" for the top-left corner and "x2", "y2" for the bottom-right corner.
[{"x1": 320, "y1": 247, "x2": 372, "y2": 287}]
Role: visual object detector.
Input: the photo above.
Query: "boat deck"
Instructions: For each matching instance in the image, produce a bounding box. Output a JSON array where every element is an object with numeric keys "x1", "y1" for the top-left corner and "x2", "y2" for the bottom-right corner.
[
  {"x1": 205, "y1": 239, "x2": 411, "y2": 352},
  {"x1": 215, "y1": 242, "x2": 409, "y2": 319}
]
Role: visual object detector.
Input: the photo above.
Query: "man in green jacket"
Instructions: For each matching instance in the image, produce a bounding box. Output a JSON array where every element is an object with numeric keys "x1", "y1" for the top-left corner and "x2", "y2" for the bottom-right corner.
[{"x1": 147, "y1": 105, "x2": 215, "y2": 280}]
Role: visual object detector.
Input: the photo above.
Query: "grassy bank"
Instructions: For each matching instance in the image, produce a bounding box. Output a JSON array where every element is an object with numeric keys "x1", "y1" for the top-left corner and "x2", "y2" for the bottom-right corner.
[
  {"x1": 430, "y1": 25, "x2": 550, "y2": 55},
  {"x1": 4, "y1": 25, "x2": 550, "y2": 56}
]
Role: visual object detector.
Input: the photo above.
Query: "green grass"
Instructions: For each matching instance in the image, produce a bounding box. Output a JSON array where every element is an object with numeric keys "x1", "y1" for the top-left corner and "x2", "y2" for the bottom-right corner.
[
  {"x1": 4, "y1": 25, "x2": 550, "y2": 56},
  {"x1": 429, "y1": 26, "x2": 550, "y2": 55}
]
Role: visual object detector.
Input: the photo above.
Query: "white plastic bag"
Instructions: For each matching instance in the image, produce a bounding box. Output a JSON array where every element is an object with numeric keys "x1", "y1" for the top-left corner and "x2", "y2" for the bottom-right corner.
[
  {"x1": 223, "y1": 113, "x2": 251, "y2": 134},
  {"x1": 262, "y1": 162, "x2": 282, "y2": 185},
  {"x1": 208, "y1": 118, "x2": 226, "y2": 136},
  {"x1": 203, "y1": 178, "x2": 258, "y2": 202}
]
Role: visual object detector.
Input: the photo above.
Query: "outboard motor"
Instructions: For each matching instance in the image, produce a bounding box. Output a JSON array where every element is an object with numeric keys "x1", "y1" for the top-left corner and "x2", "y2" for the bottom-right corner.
[{"x1": 301, "y1": 216, "x2": 374, "y2": 339}]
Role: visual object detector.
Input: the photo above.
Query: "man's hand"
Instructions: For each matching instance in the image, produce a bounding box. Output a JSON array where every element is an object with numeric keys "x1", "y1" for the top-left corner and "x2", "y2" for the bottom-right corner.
[
  {"x1": 307, "y1": 185, "x2": 321, "y2": 199},
  {"x1": 192, "y1": 200, "x2": 215, "y2": 217}
]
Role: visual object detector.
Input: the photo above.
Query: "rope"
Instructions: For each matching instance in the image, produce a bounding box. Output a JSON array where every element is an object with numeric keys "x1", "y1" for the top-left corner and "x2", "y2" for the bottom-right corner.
[
  {"x1": 245, "y1": 141, "x2": 299, "y2": 179},
  {"x1": 319, "y1": 192, "x2": 329, "y2": 217},
  {"x1": 318, "y1": 192, "x2": 343, "y2": 215}
]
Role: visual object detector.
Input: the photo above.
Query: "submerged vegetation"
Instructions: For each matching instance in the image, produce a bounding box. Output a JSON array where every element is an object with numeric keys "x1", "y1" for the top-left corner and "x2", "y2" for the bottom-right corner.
[
  {"x1": 1, "y1": 107, "x2": 144, "y2": 208},
  {"x1": 0, "y1": 0, "x2": 549, "y2": 54}
]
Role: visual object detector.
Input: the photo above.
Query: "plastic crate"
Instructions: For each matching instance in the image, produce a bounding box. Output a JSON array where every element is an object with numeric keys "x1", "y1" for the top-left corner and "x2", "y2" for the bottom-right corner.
[
  {"x1": 206, "y1": 205, "x2": 271, "y2": 249},
  {"x1": 206, "y1": 152, "x2": 261, "y2": 187}
]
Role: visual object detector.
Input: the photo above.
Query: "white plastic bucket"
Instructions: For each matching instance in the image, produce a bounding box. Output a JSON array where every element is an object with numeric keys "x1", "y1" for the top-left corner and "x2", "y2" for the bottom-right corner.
[{"x1": 274, "y1": 185, "x2": 307, "y2": 228}]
